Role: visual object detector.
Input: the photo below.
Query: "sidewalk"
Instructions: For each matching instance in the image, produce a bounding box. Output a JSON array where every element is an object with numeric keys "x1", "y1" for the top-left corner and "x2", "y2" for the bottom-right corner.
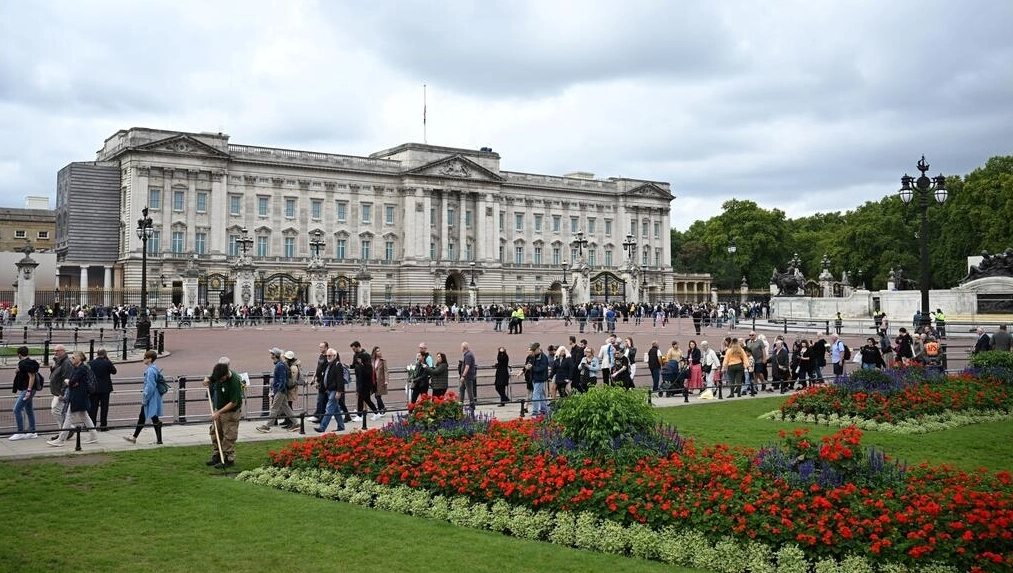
[{"x1": 0, "y1": 391, "x2": 758, "y2": 461}]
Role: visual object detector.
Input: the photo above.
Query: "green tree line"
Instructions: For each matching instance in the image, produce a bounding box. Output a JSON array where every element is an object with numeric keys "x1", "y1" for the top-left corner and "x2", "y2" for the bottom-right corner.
[{"x1": 671, "y1": 155, "x2": 1013, "y2": 294}]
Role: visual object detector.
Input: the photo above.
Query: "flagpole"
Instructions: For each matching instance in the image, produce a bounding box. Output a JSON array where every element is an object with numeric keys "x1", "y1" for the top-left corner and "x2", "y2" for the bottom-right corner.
[{"x1": 423, "y1": 84, "x2": 427, "y2": 144}]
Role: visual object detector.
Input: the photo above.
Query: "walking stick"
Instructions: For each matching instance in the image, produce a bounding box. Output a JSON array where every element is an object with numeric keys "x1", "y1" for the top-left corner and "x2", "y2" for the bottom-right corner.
[{"x1": 206, "y1": 386, "x2": 226, "y2": 468}]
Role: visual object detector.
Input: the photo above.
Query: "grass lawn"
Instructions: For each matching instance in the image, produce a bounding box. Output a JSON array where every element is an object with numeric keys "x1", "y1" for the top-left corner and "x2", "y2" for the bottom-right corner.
[{"x1": 2, "y1": 396, "x2": 1010, "y2": 573}]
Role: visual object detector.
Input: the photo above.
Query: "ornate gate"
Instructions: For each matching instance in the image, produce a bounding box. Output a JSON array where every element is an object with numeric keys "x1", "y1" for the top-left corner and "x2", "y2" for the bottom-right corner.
[
  {"x1": 260, "y1": 273, "x2": 304, "y2": 307},
  {"x1": 590, "y1": 271, "x2": 626, "y2": 303},
  {"x1": 330, "y1": 275, "x2": 357, "y2": 307},
  {"x1": 204, "y1": 273, "x2": 234, "y2": 307}
]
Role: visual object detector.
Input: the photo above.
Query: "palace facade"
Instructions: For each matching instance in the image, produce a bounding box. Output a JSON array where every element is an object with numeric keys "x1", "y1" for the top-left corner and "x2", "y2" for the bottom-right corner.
[{"x1": 55, "y1": 127, "x2": 676, "y2": 308}]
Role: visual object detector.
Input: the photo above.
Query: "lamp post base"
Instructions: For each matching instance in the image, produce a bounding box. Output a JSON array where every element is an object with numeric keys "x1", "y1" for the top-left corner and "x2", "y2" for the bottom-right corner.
[{"x1": 135, "y1": 317, "x2": 152, "y2": 349}]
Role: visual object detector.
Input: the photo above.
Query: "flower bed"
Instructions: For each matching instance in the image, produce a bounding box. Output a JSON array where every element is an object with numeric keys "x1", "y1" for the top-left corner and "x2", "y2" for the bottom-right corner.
[
  {"x1": 264, "y1": 421, "x2": 1013, "y2": 572},
  {"x1": 767, "y1": 368, "x2": 1013, "y2": 431}
]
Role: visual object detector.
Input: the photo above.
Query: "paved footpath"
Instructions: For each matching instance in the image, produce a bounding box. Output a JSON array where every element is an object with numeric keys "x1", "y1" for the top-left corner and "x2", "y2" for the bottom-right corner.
[{"x1": 1, "y1": 316, "x2": 976, "y2": 461}]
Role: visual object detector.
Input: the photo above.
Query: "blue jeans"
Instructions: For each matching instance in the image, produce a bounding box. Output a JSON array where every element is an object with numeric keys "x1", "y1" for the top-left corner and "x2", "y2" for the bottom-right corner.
[
  {"x1": 316, "y1": 391, "x2": 345, "y2": 432},
  {"x1": 530, "y1": 381, "x2": 548, "y2": 416},
  {"x1": 313, "y1": 391, "x2": 328, "y2": 418},
  {"x1": 13, "y1": 391, "x2": 36, "y2": 433},
  {"x1": 650, "y1": 368, "x2": 661, "y2": 392}
]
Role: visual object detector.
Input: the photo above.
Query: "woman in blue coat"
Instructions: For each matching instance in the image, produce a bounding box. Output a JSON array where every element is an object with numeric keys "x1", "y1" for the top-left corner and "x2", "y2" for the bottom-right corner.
[{"x1": 124, "y1": 350, "x2": 164, "y2": 445}]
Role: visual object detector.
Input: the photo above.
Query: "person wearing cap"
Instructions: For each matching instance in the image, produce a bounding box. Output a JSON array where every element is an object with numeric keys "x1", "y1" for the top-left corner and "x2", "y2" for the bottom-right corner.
[
  {"x1": 522, "y1": 342, "x2": 550, "y2": 416},
  {"x1": 203, "y1": 360, "x2": 243, "y2": 468},
  {"x1": 280, "y1": 350, "x2": 302, "y2": 427},
  {"x1": 256, "y1": 348, "x2": 296, "y2": 433}
]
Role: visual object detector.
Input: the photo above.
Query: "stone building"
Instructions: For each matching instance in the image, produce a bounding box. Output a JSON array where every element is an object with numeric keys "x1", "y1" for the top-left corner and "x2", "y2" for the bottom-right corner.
[
  {"x1": 55, "y1": 127, "x2": 675, "y2": 308},
  {"x1": 1, "y1": 204, "x2": 55, "y2": 253}
]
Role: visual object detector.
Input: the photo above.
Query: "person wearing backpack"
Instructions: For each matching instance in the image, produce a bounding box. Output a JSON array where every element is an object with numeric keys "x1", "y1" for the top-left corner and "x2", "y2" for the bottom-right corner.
[
  {"x1": 47, "y1": 351, "x2": 99, "y2": 447},
  {"x1": 829, "y1": 333, "x2": 846, "y2": 383},
  {"x1": 9, "y1": 346, "x2": 40, "y2": 441},
  {"x1": 124, "y1": 350, "x2": 164, "y2": 445}
]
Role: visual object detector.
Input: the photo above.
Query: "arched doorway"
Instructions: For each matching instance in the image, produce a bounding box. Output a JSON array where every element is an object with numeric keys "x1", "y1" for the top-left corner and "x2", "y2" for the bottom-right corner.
[
  {"x1": 546, "y1": 281, "x2": 563, "y2": 305},
  {"x1": 444, "y1": 274, "x2": 462, "y2": 306}
]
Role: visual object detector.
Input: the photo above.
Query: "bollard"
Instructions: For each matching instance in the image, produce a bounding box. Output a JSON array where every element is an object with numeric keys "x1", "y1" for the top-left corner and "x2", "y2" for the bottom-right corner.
[
  {"x1": 89, "y1": 340, "x2": 95, "y2": 362},
  {"x1": 74, "y1": 427, "x2": 82, "y2": 452},
  {"x1": 158, "y1": 331, "x2": 165, "y2": 354},
  {"x1": 43, "y1": 340, "x2": 51, "y2": 364},
  {"x1": 824, "y1": 320, "x2": 830, "y2": 335},
  {"x1": 23, "y1": 325, "x2": 28, "y2": 343},
  {"x1": 783, "y1": 318, "x2": 788, "y2": 334},
  {"x1": 298, "y1": 412, "x2": 305, "y2": 435},
  {"x1": 121, "y1": 336, "x2": 128, "y2": 361},
  {"x1": 0, "y1": 325, "x2": 3, "y2": 342},
  {"x1": 519, "y1": 398, "x2": 527, "y2": 418},
  {"x1": 74, "y1": 327, "x2": 79, "y2": 344},
  {"x1": 48, "y1": 325, "x2": 53, "y2": 340},
  {"x1": 682, "y1": 385, "x2": 690, "y2": 403},
  {"x1": 99, "y1": 327, "x2": 104, "y2": 343},
  {"x1": 752, "y1": 315, "x2": 757, "y2": 331},
  {"x1": 178, "y1": 376, "x2": 187, "y2": 423},
  {"x1": 717, "y1": 377, "x2": 724, "y2": 400}
]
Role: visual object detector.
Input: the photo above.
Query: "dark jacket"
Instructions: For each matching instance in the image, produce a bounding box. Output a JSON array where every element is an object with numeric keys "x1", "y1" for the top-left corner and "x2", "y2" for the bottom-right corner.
[
  {"x1": 322, "y1": 359, "x2": 343, "y2": 392},
  {"x1": 427, "y1": 361, "x2": 449, "y2": 391},
  {"x1": 50, "y1": 353, "x2": 72, "y2": 396},
  {"x1": 13, "y1": 357, "x2": 40, "y2": 393},
  {"x1": 810, "y1": 338, "x2": 828, "y2": 367},
  {"x1": 494, "y1": 351, "x2": 510, "y2": 388},
  {"x1": 648, "y1": 346, "x2": 661, "y2": 371},
  {"x1": 351, "y1": 349, "x2": 373, "y2": 389},
  {"x1": 553, "y1": 355, "x2": 574, "y2": 385},
  {"x1": 89, "y1": 356, "x2": 117, "y2": 394},
  {"x1": 67, "y1": 364, "x2": 91, "y2": 413}
]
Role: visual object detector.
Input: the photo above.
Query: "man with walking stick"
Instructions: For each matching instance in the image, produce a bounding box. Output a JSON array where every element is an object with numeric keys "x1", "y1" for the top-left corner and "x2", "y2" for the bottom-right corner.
[{"x1": 203, "y1": 360, "x2": 243, "y2": 469}]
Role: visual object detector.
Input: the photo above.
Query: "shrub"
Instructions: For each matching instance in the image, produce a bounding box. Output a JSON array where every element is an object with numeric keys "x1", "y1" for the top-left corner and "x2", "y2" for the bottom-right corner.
[
  {"x1": 547, "y1": 385, "x2": 659, "y2": 460},
  {"x1": 843, "y1": 367, "x2": 894, "y2": 388},
  {"x1": 970, "y1": 350, "x2": 1013, "y2": 369}
]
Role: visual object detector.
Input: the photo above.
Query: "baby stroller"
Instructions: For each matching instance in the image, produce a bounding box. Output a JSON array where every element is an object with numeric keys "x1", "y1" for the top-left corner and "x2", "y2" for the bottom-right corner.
[{"x1": 659, "y1": 359, "x2": 690, "y2": 402}]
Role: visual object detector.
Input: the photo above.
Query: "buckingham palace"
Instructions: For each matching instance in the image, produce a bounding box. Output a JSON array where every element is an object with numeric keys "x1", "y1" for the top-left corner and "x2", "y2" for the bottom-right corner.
[{"x1": 54, "y1": 127, "x2": 676, "y2": 309}]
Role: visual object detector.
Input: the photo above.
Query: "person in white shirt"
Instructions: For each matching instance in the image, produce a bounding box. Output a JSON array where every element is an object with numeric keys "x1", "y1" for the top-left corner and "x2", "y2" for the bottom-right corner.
[
  {"x1": 597, "y1": 334, "x2": 617, "y2": 386},
  {"x1": 700, "y1": 341, "x2": 720, "y2": 390}
]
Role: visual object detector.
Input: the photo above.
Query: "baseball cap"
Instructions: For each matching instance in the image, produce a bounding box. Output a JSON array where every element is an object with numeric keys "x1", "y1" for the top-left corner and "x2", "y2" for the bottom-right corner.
[
  {"x1": 269, "y1": 347, "x2": 283, "y2": 357},
  {"x1": 529, "y1": 342, "x2": 540, "y2": 351}
]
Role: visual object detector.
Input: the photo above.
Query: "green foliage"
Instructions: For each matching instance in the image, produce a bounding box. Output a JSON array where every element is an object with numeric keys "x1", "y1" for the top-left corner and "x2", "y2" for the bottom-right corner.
[
  {"x1": 674, "y1": 155, "x2": 1013, "y2": 291},
  {"x1": 549, "y1": 385, "x2": 657, "y2": 456},
  {"x1": 969, "y1": 351, "x2": 1013, "y2": 369}
]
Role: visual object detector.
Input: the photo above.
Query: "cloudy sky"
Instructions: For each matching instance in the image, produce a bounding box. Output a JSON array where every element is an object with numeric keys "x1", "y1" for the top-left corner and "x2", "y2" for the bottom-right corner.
[{"x1": 1, "y1": 0, "x2": 1010, "y2": 230}]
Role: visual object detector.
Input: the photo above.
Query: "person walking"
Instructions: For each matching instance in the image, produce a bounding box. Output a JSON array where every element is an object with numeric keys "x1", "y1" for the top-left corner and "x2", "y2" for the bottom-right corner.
[
  {"x1": 349, "y1": 341, "x2": 381, "y2": 422},
  {"x1": 647, "y1": 340, "x2": 662, "y2": 395},
  {"x1": 9, "y1": 346, "x2": 40, "y2": 441},
  {"x1": 409, "y1": 343, "x2": 434, "y2": 404},
  {"x1": 552, "y1": 346, "x2": 574, "y2": 397},
  {"x1": 204, "y1": 360, "x2": 243, "y2": 468},
  {"x1": 256, "y1": 348, "x2": 297, "y2": 433},
  {"x1": 719, "y1": 338, "x2": 751, "y2": 398},
  {"x1": 371, "y1": 346, "x2": 388, "y2": 415},
  {"x1": 972, "y1": 327, "x2": 991, "y2": 355},
  {"x1": 523, "y1": 342, "x2": 550, "y2": 416},
  {"x1": 493, "y1": 347, "x2": 511, "y2": 406},
  {"x1": 309, "y1": 341, "x2": 329, "y2": 423},
  {"x1": 992, "y1": 324, "x2": 1012, "y2": 352},
  {"x1": 700, "y1": 341, "x2": 719, "y2": 391},
  {"x1": 829, "y1": 333, "x2": 846, "y2": 382},
  {"x1": 48, "y1": 351, "x2": 99, "y2": 447},
  {"x1": 459, "y1": 342, "x2": 478, "y2": 413},
  {"x1": 87, "y1": 348, "x2": 117, "y2": 431},
  {"x1": 312, "y1": 348, "x2": 346, "y2": 434},
  {"x1": 49, "y1": 344, "x2": 72, "y2": 430},
  {"x1": 124, "y1": 350, "x2": 164, "y2": 445}
]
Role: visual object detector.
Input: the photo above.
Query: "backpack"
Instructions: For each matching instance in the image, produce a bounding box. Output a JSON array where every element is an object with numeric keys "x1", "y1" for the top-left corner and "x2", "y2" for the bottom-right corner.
[
  {"x1": 31, "y1": 369, "x2": 45, "y2": 392},
  {"x1": 925, "y1": 341, "x2": 941, "y2": 357},
  {"x1": 843, "y1": 344, "x2": 852, "y2": 361},
  {"x1": 82, "y1": 363, "x2": 98, "y2": 395},
  {"x1": 155, "y1": 370, "x2": 169, "y2": 395},
  {"x1": 341, "y1": 364, "x2": 352, "y2": 386},
  {"x1": 286, "y1": 364, "x2": 299, "y2": 389}
]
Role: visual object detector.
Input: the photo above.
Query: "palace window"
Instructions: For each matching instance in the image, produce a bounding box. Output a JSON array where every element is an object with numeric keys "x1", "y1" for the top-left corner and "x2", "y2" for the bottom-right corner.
[
  {"x1": 228, "y1": 234, "x2": 238, "y2": 257},
  {"x1": 228, "y1": 194, "x2": 241, "y2": 216},
  {"x1": 258, "y1": 196, "x2": 269, "y2": 217},
  {"x1": 385, "y1": 205, "x2": 395, "y2": 225},
  {"x1": 515, "y1": 213, "x2": 523, "y2": 232},
  {"x1": 605, "y1": 249, "x2": 613, "y2": 266},
  {"x1": 587, "y1": 218, "x2": 595, "y2": 234},
  {"x1": 311, "y1": 199, "x2": 322, "y2": 220},
  {"x1": 361, "y1": 240, "x2": 371, "y2": 260},
  {"x1": 284, "y1": 198, "x2": 296, "y2": 219},
  {"x1": 552, "y1": 247, "x2": 560, "y2": 266},
  {"x1": 534, "y1": 214, "x2": 543, "y2": 233},
  {"x1": 336, "y1": 239, "x2": 346, "y2": 260},
  {"x1": 256, "y1": 236, "x2": 268, "y2": 257},
  {"x1": 533, "y1": 246, "x2": 542, "y2": 265},
  {"x1": 385, "y1": 241, "x2": 394, "y2": 261},
  {"x1": 171, "y1": 231, "x2": 184, "y2": 254},
  {"x1": 148, "y1": 188, "x2": 162, "y2": 209},
  {"x1": 148, "y1": 231, "x2": 160, "y2": 254},
  {"x1": 514, "y1": 246, "x2": 523, "y2": 265},
  {"x1": 196, "y1": 192, "x2": 208, "y2": 214},
  {"x1": 284, "y1": 236, "x2": 295, "y2": 258},
  {"x1": 195, "y1": 232, "x2": 207, "y2": 255},
  {"x1": 172, "y1": 190, "x2": 185, "y2": 212},
  {"x1": 552, "y1": 215, "x2": 561, "y2": 233}
]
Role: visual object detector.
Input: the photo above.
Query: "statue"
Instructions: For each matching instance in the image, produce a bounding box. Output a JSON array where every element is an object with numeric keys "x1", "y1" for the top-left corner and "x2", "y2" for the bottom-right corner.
[
  {"x1": 771, "y1": 254, "x2": 805, "y2": 296},
  {"x1": 962, "y1": 248, "x2": 1013, "y2": 282}
]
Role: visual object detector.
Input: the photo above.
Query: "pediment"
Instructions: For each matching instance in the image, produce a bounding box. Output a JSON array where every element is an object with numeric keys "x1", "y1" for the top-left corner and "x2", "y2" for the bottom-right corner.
[
  {"x1": 134, "y1": 134, "x2": 231, "y2": 159},
  {"x1": 624, "y1": 183, "x2": 674, "y2": 201},
  {"x1": 405, "y1": 155, "x2": 503, "y2": 182}
]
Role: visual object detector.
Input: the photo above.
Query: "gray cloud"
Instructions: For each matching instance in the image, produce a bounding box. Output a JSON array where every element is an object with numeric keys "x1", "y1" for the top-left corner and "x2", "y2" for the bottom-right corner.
[{"x1": 0, "y1": 0, "x2": 1010, "y2": 234}]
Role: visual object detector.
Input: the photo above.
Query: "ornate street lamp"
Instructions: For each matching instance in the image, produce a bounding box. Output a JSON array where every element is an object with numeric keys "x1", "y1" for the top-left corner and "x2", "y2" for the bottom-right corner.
[
  {"x1": 469, "y1": 261, "x2": 476, "y2": 287},
  {"x1": 622, "y1": 233, "x2": 637, "y2": 263},
  {"x1": 898, "y1": 155, "x2": 947, "y2": 331},
  {"x1": 135, "y1": 206, "x2": 154, "y2": 349},
  {"x1": 727, "y1": 238, "x2": 738, "y2": 301},
  {"x1": 561, "y1": 259, "x2": 569, "y2": 283},
  {"x1": 572, "y1": 231, "x2": 589, "y2": 260},
  {"x1": 309, "y1": 229, "x2": 325, "y2": 259}
]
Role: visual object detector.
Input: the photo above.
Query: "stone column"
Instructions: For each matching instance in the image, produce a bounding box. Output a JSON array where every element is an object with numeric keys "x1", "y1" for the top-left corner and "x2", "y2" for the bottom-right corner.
[
  {"x1": 79, "y1": 266, "x2": 89, "y2": 305},
  {"x1": 233, "y1": 262, "x2": 256, "y2": 307},
  {"x1": 621, "y1": 267, "x2": 639, "y2": 304},
  {"x1": 711, "y1": 287, "x2": 718, "y2": 305},
  {"x1": 103, "y1": 266, "x2": 113, "y2": 306},
  {"x1": 15, "y1": 245, "x2": 40, "y2": 324},
  {"x1": 468, "y1": 285, "x2": 477, "y2": 308},
  {"x1": 740, "y1": 276, "x2": 749, "y2": 304},
  {"x1": 570, "y1": 266, "x2": 590, "y2": 306}
]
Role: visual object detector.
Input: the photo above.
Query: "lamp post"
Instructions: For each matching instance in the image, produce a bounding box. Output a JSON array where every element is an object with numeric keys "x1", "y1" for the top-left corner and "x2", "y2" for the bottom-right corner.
[
  {"x1": 898, "y1": 155, "x2": 947, "y2": 332},
  {"x1": 135, "y1": 206, "x2": 154, "y2": 349},
  {"x1": 469, "y1": 261, "x2": 476, "y2": 287},
  {"x1": 237, "y1": 227, "x2": 253, "y2": 259},
  {"x1": 309, "y1": 229, "x2": 325, "y2": 259},
  {"x1": 727, "y1": 238, "x2": 738, "y2": 302},
  {"x1": 572, "y1": 231, "x2": 588, "y2": 260}
]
